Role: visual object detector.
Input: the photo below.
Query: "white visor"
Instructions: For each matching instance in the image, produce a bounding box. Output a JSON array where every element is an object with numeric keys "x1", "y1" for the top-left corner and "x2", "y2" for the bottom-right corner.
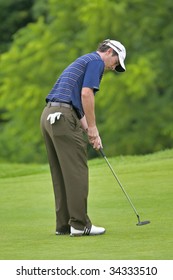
[{"x1": 104, "y1": 39, "x2": 126, "y2": 72}]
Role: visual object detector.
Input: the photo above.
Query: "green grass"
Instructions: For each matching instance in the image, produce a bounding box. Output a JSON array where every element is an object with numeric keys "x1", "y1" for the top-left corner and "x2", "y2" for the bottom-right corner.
[{"x1": 0, "y1": 149, "x2": 173, "y2": 260}]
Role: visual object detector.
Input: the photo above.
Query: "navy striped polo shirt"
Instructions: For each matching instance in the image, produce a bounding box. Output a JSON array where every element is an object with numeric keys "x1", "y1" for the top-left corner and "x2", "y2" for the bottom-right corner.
[{"x1": 46, "y1": 52, "x2": 104, "y2": 119}]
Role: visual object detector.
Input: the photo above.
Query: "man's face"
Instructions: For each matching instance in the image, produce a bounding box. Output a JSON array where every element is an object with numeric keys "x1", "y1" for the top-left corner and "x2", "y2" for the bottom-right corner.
[{"x1": 104, "y1": 49, "x2": 119, "y2": 71}]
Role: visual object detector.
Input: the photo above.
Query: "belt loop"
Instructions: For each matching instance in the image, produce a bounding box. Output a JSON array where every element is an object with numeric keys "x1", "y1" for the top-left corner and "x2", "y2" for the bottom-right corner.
[{"x1": 47, "y1": 102, "x2": 51, "y2": 108}]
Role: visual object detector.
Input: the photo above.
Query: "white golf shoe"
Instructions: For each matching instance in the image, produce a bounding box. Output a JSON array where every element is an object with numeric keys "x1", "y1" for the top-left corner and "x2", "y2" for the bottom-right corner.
[{"x1": 70, "y1": 225, "x2": 106, "y2": 237}]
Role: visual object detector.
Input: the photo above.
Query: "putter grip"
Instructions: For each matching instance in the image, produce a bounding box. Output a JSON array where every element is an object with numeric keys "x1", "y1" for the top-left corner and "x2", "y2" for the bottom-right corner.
[{"x1": 99, "y1": 148, "x2": 106, "y2": 157}]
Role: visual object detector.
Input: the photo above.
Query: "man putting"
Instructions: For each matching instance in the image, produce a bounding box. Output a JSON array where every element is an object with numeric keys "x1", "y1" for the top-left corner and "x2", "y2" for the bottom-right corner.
[{"x1": 40, "y1": 39, "x2": 126, "y2": 236}]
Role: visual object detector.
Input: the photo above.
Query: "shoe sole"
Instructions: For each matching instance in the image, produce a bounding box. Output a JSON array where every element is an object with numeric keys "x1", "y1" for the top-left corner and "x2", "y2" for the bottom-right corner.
[{"x1": 70, "y1": 230, "x2": 106, "y2": 237}]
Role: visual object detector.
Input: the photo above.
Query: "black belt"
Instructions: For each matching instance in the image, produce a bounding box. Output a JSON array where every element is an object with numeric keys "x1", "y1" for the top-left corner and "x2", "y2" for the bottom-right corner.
[{"x1": 47, "y1": 102, "x2": 73, "y2": 109}]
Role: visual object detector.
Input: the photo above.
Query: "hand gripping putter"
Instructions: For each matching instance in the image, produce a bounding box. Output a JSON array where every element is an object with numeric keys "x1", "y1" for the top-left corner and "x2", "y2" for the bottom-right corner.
[{"x1": 100, "y1": 148, "x2": 150, "y2": 226}]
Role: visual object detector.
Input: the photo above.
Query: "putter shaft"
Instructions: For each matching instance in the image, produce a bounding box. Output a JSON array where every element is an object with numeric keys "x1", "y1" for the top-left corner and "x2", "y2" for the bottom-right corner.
[
  {"x1": 100, "y1": 149, "x2": 139, "y2": 217},
  {"x1": 100, "y1": 149, "x2": 151, "y2": 226}
]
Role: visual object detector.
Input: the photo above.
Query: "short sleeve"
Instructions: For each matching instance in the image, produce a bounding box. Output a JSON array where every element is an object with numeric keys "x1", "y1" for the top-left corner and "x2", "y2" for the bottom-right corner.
[{"x1": 82, "y1": 60, "x2": 104, "y2": 92}]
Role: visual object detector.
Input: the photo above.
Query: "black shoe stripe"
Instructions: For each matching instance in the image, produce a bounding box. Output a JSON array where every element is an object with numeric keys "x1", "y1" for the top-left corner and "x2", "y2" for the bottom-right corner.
[{"x1": 83, "y1": 227, "x2": 91, "y2": 235}]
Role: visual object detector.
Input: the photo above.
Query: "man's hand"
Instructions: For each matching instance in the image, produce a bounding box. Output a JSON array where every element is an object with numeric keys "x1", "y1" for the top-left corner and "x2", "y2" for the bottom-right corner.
[{"x1": 87, "y1": 125, "x2": 103, "y2": 150}]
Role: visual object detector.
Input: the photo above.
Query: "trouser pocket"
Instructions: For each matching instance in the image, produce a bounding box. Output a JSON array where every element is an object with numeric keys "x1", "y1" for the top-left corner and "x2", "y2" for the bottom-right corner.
[{"x1": 51, "y1": 111, "x2": 78, "y2": 136}]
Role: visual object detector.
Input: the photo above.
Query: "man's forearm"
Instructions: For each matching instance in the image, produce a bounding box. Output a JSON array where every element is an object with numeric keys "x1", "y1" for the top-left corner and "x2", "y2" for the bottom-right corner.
[
  {"x1": 81, "y1": 87, "x2": 96, "y2": 127},
  {"x1": 80, "y1": 115, "x2": 88, "y2": 131},
  {"x1": 81, "y1": 87, "x2": 102, "y2": 150}
]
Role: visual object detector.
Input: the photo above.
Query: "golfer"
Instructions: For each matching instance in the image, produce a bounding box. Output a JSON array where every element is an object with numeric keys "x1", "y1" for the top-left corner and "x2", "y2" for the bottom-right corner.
[{"x1": 40, "y1": 39, "x2": 126, "y2": 236}]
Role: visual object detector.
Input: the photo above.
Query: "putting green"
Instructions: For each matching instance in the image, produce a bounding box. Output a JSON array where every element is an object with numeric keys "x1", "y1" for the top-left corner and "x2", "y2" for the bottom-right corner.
[{"x1": 0, "y1": 149, "x2": 172, "y2": 260}]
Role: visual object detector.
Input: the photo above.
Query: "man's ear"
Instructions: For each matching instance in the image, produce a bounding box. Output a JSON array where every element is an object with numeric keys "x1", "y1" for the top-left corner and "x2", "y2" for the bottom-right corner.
[{"x1": 106, "y1": 48, "x2": 113, "y2": 56}]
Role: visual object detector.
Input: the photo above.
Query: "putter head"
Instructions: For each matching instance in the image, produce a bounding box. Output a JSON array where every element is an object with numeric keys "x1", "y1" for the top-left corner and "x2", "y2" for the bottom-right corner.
[{"x1": 136, "y1": 220, "x2": 150, "y2": 226}]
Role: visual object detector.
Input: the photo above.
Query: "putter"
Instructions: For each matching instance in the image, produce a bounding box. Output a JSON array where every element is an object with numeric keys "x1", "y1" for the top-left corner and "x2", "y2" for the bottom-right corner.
[{"x1": 99, "y1": 148, "x2": 150, "y2": 226}]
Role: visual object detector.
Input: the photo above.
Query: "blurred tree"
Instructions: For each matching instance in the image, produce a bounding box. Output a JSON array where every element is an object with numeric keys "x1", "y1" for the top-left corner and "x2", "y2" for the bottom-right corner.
[
  {"x1": 0, "y1": 109, "x2": 9, "y2": 123},
  {"x1": 95, "y1": 0, "x2": 173, "y2": 156},
  {"x1": 0, "y1": 0, "x2": 87, "y2": 162},
  {"x1": 0, "y1": 0, "x2": 173, "y2": 162},
  {"x1": 0, "y1": 0, "x2": 35, "y2": 53}
]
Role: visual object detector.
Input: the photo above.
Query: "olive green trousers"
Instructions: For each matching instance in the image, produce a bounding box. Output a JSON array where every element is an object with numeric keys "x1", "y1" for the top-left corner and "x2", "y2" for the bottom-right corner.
[{"x1": 40, "y1": 103, "x2": 91, "y2": 232}]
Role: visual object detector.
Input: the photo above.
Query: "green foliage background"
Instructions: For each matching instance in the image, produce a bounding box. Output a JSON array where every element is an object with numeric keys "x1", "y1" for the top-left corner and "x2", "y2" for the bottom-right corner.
[{"x1": 0, "y1": 0, "x2": 173, "y2": 163}]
